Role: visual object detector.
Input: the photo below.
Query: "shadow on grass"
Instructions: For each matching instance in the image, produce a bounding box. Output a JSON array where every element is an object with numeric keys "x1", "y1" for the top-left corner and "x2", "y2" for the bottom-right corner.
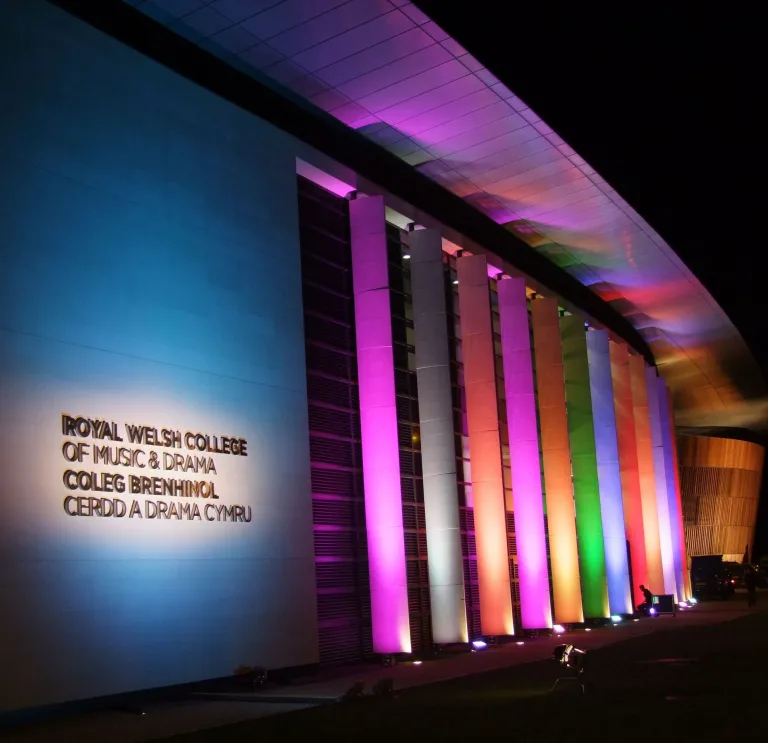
[{"x1": 157, "y1": 609, "x2": 768, "y2": 743}]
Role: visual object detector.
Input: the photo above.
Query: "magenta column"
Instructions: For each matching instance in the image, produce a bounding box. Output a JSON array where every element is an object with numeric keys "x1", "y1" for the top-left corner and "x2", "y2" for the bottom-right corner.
[
  {"x1": 349, "y1": 196, "x2": 411, "y2": 654},
  {"x1": 498, "y1": 277, "x2": 552, "y2": 629}
]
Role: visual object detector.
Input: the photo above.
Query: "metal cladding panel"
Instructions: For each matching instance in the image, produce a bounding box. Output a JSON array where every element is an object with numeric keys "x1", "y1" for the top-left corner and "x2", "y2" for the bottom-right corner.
[
  {"x1": 128, "y1": 0, "x2": 767, "y2": 432},
  {"x1": 586, "y1": 330, "x2": 632, "y2": 615},
  {"x1": 457, "y1": 254, "x2": 514, "y2": 637},
  {"x1": 410, "y1": 228, "x2": 468, "y2": 644},
  {"x1": 498, "y1": 277, "x2": 552, "y2": 630},
  {"x1": 560, "y1": 315, "x2": 609, "y2": 619},
  {"x1": 530, "y1": 298, "x2": 583, "y2": 624},
  {"x1": 678, "y1": 436, "x2": 765, "y2": 565}
]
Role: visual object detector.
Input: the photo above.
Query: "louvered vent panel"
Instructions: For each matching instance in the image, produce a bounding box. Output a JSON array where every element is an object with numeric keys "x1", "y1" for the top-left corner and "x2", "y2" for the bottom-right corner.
[{"x1": 301, "y1": 176, "x2": 371, "y2": 665}]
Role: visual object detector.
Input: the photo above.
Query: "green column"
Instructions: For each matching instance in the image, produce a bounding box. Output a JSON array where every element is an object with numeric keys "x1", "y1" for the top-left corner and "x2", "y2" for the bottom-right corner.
[{"x1": 560, "y1": 316, "x2": 609, "y2": 618}]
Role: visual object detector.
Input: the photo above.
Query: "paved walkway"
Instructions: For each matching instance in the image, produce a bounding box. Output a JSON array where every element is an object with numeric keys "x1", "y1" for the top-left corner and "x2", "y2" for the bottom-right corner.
[{"x1": 3, "y1": 598, "x2": 759, "y2": 742}]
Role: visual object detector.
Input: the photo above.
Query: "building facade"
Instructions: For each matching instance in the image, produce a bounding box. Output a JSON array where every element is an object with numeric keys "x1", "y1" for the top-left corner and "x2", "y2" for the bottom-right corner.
[{"x1": 0, "y1": 0, "x2": 762, "y2": 714}]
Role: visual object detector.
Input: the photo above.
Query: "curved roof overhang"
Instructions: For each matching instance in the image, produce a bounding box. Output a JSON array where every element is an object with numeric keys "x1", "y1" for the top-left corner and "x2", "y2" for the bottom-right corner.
[{"x1": 54, "y1": 0, "x2": 767, "y2": 432}]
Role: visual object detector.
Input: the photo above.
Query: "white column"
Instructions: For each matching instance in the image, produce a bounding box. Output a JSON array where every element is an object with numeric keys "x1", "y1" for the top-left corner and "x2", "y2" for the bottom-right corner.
[{"x1": 409, "y1": 228, "x2": 468, "y2": 644}]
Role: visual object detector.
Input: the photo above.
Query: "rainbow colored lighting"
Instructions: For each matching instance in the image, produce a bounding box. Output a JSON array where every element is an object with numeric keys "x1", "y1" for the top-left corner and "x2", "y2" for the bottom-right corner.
[
  {"x1": 530, "y1": 298, "x2": 583, "y2": 624},
  {"x1": 628, "y1": 355, "x2": 665, "y2": 595},
  {"x1": 349, "y1": 196, "x2": 411, "y2": 654},
  {"x1": 457, "y1": 254, "x2": 514, "y2": 636},
  {"x1": 657, "y1": 378, "x2": 686, "y2": 601},
  {"x1": 560, "y1": 315, "x2": 609, "y2": 619},
  {"x1": 498, "y1": 277, "x2": 552, "y2": 630},
  {"x1": 610, "y1": 343, "x2": 649, "y2": 608},
  {"x1": 586, "y1": 330, "x2": 632, "y2": 615},
  {"x1": 645, "y1": 366, "x2": 678, "y2": 600}
]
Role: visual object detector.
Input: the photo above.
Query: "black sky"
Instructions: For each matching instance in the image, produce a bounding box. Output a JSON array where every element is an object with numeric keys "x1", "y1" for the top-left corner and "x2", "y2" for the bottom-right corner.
[{"x1": 414, "y1": 1, "x2": 767, "y2": 556}]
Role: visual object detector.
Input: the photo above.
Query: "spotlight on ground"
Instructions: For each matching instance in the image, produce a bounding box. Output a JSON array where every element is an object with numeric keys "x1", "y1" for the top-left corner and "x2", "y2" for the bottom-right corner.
[
  {"x1": 689, "y1": 597, "x2": 698, "y2": 605},
  {"x1": 611, "y1": 615, "x2": 622, "y2": 623},
  {"x1": 678, "y1": 601, "x2": 688, "y2": 608},
  {"x1": 585, "y1": 628, "x2": 592, "y2": 632},
  {"x1": 412, "y1": 660, "x2": 422, "y2": 666},
  {"x1": 554, "y1": 624, "x2": 566, "y2": 634},
  {"x1": 472, "y1": 640, "x2": 487, "y2": 650},
  {"x1": 649, "y1": 608, "x2": 657, "y2": 615},
  {"x1": 551, "y1": 643, "x2": 588, "y2": 694}
]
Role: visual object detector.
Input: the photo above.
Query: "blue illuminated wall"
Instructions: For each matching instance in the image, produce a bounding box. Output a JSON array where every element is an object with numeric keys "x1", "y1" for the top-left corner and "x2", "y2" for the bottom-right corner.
[{"x1": 0, "y1": 0, "x2": 317, "y2": 712}]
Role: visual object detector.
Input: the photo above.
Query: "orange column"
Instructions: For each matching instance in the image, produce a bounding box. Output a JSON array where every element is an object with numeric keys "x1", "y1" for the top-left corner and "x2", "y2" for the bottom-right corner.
[
  {"x1": 628, "y1": 354, "x2": 664, "y2": 594},
  {"x1": 457, "y1": 254, "x2": 514, "y2": 636},
  {"x1": 530, "y1": 298, "x2": 584, "y2": 623},
  {"x1": 610, "y1": 342, "x2": 649, "y2": 607}
]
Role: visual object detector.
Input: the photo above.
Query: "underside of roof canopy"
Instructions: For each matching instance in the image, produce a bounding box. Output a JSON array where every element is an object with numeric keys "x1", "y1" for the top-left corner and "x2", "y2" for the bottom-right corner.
[{"x1": 122, "y1": 0, "x2": 767, "y2": 431}]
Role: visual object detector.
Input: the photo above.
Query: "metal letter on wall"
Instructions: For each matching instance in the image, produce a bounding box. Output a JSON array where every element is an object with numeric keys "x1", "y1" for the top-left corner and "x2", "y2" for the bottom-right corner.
[
  {"x1": 586, "y1": 330, "x2": 632, "y2": 615},
  {"x1": 530, "y1": 298, "x2": 583, "y2": 624},
  {"x1": 349, "y1": 196, "x2": 411, "y2": 654},
  {"x1": 628, "y1": 354, "x2": 665, "y2": 595},
  {"x1": 610, "y1": 342, "x2": 649, "y2": 608},
  {"x1": 409, "y1": 229, "x2": 468, "y2": 644},
  {"x1": 561, "y1": 315, "x2": 609, "y2": 619},
  {"x1": 457, "y1": 254, "x2": 514, "y2": 636},
  {"x1": 657, "y1": 378, "x2": 686, "y2": 601},
  {"x1": 498, "y1": 277, "x2": 552, "y2": 630},
  {"x1": 645, "y1": 366, "x2": 678, "y2": 600}
]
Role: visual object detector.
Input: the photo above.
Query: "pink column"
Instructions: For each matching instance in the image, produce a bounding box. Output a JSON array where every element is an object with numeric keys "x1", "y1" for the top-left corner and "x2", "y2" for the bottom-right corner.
[
  {"x1": 457, "y1": 254, "x2": 514, "y2": 637},
  {"x1": 498, "y1": 277, "x2": 552, "y2": 629},
  {"x1": 349, "y1": 196, "x2": 410, "y2": 654}
]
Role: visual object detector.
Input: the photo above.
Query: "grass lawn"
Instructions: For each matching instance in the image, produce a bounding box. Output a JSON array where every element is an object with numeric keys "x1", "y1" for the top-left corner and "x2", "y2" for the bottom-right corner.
[{"x1": 159, "y1": 608, "x2": 768, "y2": 743}]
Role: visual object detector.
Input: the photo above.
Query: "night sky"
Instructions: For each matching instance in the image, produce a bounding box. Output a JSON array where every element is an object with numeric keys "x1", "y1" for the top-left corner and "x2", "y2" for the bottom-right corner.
[{"x1": 414, "y1": 1, "x2": 767, "y2": 557}]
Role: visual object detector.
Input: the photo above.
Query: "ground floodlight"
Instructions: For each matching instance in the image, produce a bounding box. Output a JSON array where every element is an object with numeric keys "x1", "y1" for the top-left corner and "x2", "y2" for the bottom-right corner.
[
  {"x1": 472, "y1": 640, "x2": 487, "y2": 650},
  {"x1": 554, "y1": 624, "x2": 566, "y2": 634},
  {"x1": 611, "y1": 615, "x2": 622, "y2": 623},
  {"x1": 551, "y1": 643, "x2": 588, "y2": 694}
]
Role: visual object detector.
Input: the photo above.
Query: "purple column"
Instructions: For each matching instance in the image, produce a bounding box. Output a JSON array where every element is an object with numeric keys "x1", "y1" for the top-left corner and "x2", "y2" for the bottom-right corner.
[
  {"x1": 349, "y1": 196, "x2": 411, "y2": 654},
  {"x1": 657, "y1": 377, "x2": 686, "y2": 601},
  {"x1": 498, "y1": 277, "x2": 552, "y2": 629}
]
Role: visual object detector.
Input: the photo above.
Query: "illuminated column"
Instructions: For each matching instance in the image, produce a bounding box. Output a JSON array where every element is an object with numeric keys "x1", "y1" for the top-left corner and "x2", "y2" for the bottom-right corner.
[
  {"x1": 609, "y1": 342, "x2": 649, "y2": 608},
  {"x1": 666, "y1": 389, "x2": 691, "y2": 599},
  {"x1": 628, "y1": 354, "x2": 664, "y2": 594},
  {"x1": 409, "y1": 228, "x2": 468, "y2": 644},
  {"x1": 586, "y1": 330, "x2": 632, "y2": 615},
  {"x1": 646, "y1": 366, "x2": 678, "y2": 600},
  {"x1": 658, "y1": 378, "x2": 686, "y2": 601},
  {"x1": 498, "y1": 278, "x2": 552, "y2": 630},
  {"x1": 531, "y1": 298, "x2": 583, "y2": 624},
  {"x1": 349, "y1": 196, "x2": 410, "y2": 654},
  {"x1": 457, "y1": 254, "x2": 514, "y2": 636},
  {"x1": 561, "y1": 315, "x2": 609, "y2": 619}
]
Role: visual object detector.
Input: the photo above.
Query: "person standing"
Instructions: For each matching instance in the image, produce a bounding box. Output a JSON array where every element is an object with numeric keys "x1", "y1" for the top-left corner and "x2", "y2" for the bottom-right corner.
[{"x1": 745, "y1": 566, "x2": 757, "y2": 607}]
